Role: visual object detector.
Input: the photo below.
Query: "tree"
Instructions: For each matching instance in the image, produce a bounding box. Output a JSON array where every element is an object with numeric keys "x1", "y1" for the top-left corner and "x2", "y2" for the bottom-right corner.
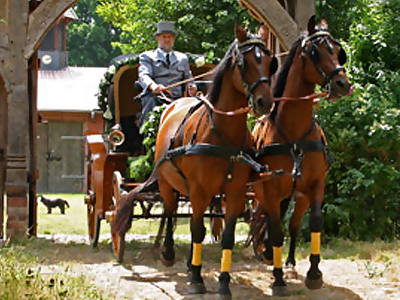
[
  {"x1": 67, "y1": 0, "x2": 122, "y2": 67},
  {"x1": 97, "y1": 0, "x2": 259, "y2": 58}
]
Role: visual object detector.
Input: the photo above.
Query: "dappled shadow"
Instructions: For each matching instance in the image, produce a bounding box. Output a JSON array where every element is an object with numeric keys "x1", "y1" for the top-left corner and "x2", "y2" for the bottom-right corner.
[{"x1": 15, "y1": 237, "x2": 366, "y2": 299}]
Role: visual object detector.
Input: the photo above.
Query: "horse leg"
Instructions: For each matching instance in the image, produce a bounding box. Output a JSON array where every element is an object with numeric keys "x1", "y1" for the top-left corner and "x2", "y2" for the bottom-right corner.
[
  {"x1": 286, "y1": 195, "x2": 309, "y2": 267},
  {"x1": 262, "y1": 197, "x2": 290, "y2": 264},
  {"x1": 187, "y1": 187, "x2": 208, "y2": 294},
  {"x1": 159, "y1": 178, "x2": 177, "y2": 267},
  {"x1": 263, "y1": 195, "x2": 287, "y2": 297},
  {"x1": 217, "y1": 190, "x2": 246, "y2": 299},
  {"x1": 305, "y1": 190, "x2": 324, "y2": 290}
]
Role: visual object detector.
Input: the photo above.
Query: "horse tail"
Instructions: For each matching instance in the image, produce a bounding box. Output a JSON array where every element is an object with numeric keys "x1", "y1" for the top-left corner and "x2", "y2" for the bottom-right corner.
[
  {"x1": 112, "y1": 168, "x2": 159, "y2": 236},
  {"x1": 211, "y1": 216, "x2": 224, "y2": 242},
  {"x1": 65, "y1": 200, "x2": 70, "y2": 208}
]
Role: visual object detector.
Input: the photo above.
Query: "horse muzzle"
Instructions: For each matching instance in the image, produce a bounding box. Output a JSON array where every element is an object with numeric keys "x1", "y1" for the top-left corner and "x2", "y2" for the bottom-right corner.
[
  {"x1": 329, "y1": 75, "x2": 351, "y2": 98},
  {"x1": 250, "y1": 94, "x2": 275, "y2": 115}
]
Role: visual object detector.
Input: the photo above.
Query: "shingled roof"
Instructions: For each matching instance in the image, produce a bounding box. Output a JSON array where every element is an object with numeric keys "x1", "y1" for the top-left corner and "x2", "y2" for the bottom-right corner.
[{"x1": 37, "y1": 67, "x2": 106, "y2": 112}]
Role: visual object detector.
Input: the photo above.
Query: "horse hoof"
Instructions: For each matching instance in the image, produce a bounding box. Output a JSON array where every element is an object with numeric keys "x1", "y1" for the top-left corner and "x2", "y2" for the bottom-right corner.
[
  {"x1": 188, "y1": 282, "x2": 207, "y2": 294},
  {"x1": 160, "y1": 254, "x2": 175, "y2": 267},
  {"x1": 272, "y1": 285, "x2": 288, "y2": 297},
  {"x1": 218, "y1": 293, "x2": 232, "y2": 300},
  {"x1": 305, "y1": 275, "x2": 323, "y2": 290}
]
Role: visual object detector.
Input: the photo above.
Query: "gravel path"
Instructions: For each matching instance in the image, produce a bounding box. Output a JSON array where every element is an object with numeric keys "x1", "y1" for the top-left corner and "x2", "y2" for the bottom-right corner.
[{"x1": 36, "y1": 234, "x2": 400, "y2": 300}]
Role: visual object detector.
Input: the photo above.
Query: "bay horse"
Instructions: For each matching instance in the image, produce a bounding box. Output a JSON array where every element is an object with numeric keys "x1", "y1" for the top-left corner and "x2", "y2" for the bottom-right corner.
[
  {"x1": 251, "y1": 16, "x2": 350, "y2": 296},
  {"x1": 112, "y1": 23, "x2": 278, "y2": 299}
]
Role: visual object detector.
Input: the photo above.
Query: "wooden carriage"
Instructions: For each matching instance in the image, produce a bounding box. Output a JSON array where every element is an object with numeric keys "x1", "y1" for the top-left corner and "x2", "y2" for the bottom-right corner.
[{"x1": 84, "y1": 53, "x2": 218, "y2": 249}]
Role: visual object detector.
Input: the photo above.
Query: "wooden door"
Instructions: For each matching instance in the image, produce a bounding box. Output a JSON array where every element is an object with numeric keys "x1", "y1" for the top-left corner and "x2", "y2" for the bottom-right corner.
[{"x1": 37, "y1": 121, "x2": 84, "y2": 193}]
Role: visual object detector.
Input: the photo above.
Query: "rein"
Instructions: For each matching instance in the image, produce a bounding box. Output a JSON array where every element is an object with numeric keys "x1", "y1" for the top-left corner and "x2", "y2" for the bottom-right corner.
[
  {"x1": 196, "y1": 93, "x2": 251, "y2": 116},
  {"x1": 159, "y1": 91, "x2": 330, "y2": 117},
  {"x1": 275, "y1": 92, "x2": 329, "y2": 102}
]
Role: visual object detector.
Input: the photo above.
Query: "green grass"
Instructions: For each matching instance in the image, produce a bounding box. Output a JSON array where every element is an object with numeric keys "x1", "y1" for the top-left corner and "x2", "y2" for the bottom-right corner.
[
  {"x1": 36, "y1": 194, "x2": 400, "y2": 282},
  {"x1": 0, "y1": 242, "x2": 104, "y2": 300},
  {"x1": 37, "y1": 194, "x2": 250, "y2": 237}
]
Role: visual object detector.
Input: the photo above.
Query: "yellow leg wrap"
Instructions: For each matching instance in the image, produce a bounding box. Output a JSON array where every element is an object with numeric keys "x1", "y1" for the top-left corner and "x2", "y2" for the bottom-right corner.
[
  {"x1": 311, "y1": 232, "x2": 321, "y2": 255},
  {"x1": 192, "y1": 243, "x2": 202, "y2": 266},
  {"x1": 221, "y1": 249, "x2": 232, "y2": 272},
  {"x1": 273, "y1": 246, "x2": 283, "y2": 269}
]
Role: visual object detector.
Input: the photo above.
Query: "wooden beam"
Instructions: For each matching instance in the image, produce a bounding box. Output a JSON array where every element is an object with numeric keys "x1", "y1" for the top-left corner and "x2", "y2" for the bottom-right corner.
[
  {"x1": 25, "y1": 0, "x2": 80, "y2": 59},
  {"x1": 293, "y1": 0, "x2": 315, "y2": 32},
  {"x1": 240, "y1": 0, "x2": 299, "y2": 50}
]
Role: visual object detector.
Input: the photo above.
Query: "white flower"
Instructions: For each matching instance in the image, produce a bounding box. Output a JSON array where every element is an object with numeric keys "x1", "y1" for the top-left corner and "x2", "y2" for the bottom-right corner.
[
  {"x1": 103, "y1": 106, "x2": 112, "y2": 120},
  {"x1": 195, "y1": 56, "x2": 205, "y2": 67},
  {"x1": 108, "y1": 65, "x2": 116, "y2": 74},
  {"x1": 148, "y1": 115, "x2": 156, "y2": 123}
]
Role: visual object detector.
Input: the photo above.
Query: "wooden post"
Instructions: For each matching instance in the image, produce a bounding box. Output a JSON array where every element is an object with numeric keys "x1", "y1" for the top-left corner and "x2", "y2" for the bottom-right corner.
[
  {"x1": 0, "y1": 75, "x2": 6, "y2": 239},
  {"x1": 3, "y1": 0, "x2": 30, "y2": 239},
  {"x1": 0, "y1": 0, "x2": 82, "y2": 239},
  {"x1": 28, "y1": 52, "x2": 38, "y2": 237}
]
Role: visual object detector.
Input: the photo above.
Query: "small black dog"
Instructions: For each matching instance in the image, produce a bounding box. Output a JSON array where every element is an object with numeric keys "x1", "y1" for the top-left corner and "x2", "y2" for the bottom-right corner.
[{"x1": 38, "y1": 195, "x2": 70, "y2": 214}]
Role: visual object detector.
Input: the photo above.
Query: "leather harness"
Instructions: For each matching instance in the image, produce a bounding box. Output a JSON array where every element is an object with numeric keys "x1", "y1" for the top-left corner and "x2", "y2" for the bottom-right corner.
[{"x1": 155, "y1": 39, "x2": 275, "y2": 196}]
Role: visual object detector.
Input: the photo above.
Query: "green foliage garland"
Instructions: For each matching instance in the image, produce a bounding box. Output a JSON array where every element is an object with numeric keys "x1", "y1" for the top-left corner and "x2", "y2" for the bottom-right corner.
[
  {"x1": 127, "y1": 104, "x2": 167, "y2": 182},
  {"x1": 97, "y1": 56, "x2": 139, "y2": 114}
]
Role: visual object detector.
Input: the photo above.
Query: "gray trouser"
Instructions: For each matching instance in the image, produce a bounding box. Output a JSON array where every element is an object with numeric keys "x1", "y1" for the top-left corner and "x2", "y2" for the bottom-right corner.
[{"x1": 138, "y1": 93, "x2": 181, "y2": 129}]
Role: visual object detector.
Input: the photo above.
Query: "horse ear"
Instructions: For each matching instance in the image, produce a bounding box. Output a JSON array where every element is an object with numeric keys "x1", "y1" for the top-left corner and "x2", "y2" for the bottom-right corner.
[
  {"x1": 270, "y1": 57, "x2": 278, "y2": 76},
  {"x1": 308, "y1": 15, "x2": 316, "y2": 35},
  {"x1": 338, "y1": 47, "x2": 347, "y2": 65},
  {"x1": 235, "y1": 22, "x2": 247, "y2": 43}
]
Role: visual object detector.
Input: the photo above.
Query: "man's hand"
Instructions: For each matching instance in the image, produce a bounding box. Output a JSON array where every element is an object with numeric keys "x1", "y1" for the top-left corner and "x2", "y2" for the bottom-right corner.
[
  {"x1": 149, "y1": 83, "x2": 166, "y2": 94},
  {"x1": 187, "y1": 82, "x2": 198, "y2": 97}
]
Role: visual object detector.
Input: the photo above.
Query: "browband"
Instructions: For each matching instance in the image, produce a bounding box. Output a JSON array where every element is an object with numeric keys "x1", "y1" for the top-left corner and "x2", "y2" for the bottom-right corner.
[{"x1": 301, "y1": 31, "x2": 332, "y2": 48}]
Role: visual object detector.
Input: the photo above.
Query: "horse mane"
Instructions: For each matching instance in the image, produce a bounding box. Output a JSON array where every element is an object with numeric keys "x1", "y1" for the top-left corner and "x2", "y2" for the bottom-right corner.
[
  {"x1": 270, "y1": 24, "x2": 329, "y2": 120},
  {"x1": 269, "y1": 34, "x2": 305, "y2": 120},
  {"x1": 208, "y1": 33, "x2": 262, "y2": 104}
]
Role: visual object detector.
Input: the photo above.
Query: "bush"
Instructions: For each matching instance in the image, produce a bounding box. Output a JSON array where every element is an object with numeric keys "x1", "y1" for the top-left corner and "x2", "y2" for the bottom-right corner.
[{"x1": 317, "y1": 79, "x2": 400, "y2": 240}]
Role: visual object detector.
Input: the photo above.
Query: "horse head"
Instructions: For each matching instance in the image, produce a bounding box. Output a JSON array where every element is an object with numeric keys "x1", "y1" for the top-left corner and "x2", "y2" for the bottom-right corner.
[
  {"x1": 300, "y1": 16, "x2": 350, "y2": 97},
  {"x1": 210, "y1": 23, "x2": 277, "y2": 115}
]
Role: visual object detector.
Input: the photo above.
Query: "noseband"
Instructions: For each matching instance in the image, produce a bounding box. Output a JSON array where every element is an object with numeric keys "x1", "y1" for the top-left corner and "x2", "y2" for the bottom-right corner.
[
  {"x1": 232, "y1": 39, "x2": 274, "y2": 106},
  {"x1": 301, "y1": 31, "x2": 345, "y2": 87}
]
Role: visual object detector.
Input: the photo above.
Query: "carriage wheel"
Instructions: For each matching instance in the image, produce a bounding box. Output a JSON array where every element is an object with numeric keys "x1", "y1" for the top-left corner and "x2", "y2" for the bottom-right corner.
[
  {"x1": 87, "y1": 195, "x2": 101, "y2": 248},
  {"x1": 110, "y1": 171, "x2": 126, "y2": 263}
]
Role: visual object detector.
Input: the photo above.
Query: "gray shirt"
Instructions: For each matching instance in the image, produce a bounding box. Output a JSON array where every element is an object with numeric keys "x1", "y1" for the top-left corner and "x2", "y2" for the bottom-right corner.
[{"x1": 138, "y1": 48, "x2": 193, "y2": 99}]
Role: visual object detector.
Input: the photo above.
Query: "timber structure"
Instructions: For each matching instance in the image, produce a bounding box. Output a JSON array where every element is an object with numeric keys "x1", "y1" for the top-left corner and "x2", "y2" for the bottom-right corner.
[{"x1": 0, "y1": 0, "x2": 314, "y2": 239}]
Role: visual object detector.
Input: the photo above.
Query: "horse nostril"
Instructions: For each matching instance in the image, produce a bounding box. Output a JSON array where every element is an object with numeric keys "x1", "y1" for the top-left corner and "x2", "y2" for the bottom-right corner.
[
  {"x1": 257, "y1": 97, "x2": 264, "y2": 108},
  {"x1": 336, "y1": 79, "x2": 344, "y2": 88}
]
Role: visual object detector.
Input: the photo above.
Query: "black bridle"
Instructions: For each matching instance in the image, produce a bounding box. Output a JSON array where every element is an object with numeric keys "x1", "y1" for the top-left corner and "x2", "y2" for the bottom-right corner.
[
  {"x1": 232, "y1": 39, "x2": 277, "y2": 108},
  {"x1": 301, "y1": 31, "x2": 347, "y2": 88}
]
